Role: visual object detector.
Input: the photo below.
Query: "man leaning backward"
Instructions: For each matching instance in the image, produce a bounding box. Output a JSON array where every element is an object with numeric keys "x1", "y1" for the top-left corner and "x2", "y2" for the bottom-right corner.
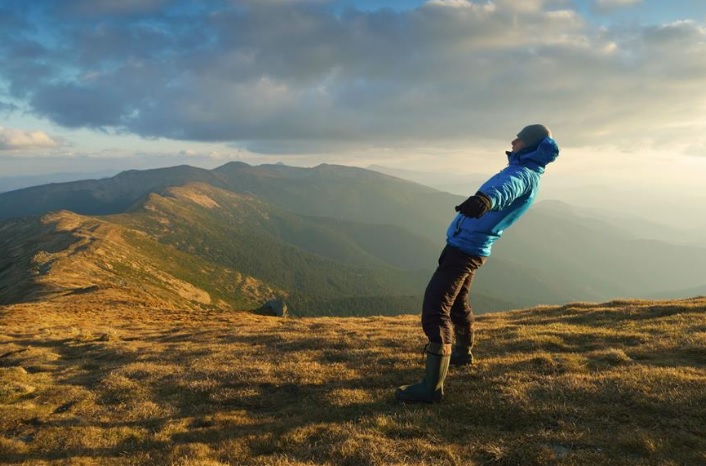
[{"x1": 396, "y1": 124, "x2": 560, "y2": 403}]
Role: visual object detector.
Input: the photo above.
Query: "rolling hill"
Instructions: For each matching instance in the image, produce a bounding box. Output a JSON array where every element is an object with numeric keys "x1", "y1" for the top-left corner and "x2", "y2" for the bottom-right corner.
[
  {"x1": 0, "y1": 182, "x2": 513, "y2": 315},
  {"x1": 1, "y1": 162, "x2": 705, "y2": 312},
  {"x1": 0, "y1": 209, "x2": 279, "y2": 311}
]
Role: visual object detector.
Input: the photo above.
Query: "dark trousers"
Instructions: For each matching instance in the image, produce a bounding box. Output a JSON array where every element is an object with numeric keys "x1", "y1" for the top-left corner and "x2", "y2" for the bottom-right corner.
[{"x1": 421, "y1": 245, "x2": 486, "y2": 345}]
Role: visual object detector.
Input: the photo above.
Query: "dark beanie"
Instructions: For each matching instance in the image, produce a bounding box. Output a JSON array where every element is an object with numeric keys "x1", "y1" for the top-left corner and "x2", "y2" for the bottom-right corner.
[{"x1": 517, "y1": 124, "x2": 551, "y2": 147}]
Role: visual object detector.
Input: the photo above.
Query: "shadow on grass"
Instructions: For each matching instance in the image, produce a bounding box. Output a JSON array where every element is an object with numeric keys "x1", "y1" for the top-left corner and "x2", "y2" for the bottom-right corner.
[{"x1": 1, "y1": 323, "x2": 457, "y2": 464}]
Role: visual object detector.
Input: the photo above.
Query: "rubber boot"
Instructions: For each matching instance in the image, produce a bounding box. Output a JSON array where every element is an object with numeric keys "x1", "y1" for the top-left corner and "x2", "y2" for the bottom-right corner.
[
  {"x1": 450, "y1": 330, "x2": 473, "y2": 366},
  {"x1": 395, "y1": 342, "x2": 452, "y2": 403}
]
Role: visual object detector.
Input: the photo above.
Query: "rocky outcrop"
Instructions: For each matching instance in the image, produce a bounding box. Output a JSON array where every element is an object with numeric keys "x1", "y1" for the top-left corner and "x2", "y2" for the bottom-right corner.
[{"x1": 260, "y1": 298, "x2": 288, "y2": 317}]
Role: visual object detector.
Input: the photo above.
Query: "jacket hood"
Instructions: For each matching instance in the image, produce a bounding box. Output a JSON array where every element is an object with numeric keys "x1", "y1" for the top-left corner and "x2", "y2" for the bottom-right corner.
[{"x1": 508, "y1": 136, "x2": 560, "y2": 173}]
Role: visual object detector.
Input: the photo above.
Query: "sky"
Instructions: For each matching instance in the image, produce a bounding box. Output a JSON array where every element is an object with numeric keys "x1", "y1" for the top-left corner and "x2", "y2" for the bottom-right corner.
[{"x1": 1, "y1": 0, "x2": 705, "y2": 225}]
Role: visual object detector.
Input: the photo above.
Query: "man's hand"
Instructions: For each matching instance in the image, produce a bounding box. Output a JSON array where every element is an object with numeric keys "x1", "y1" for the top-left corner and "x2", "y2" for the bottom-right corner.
[{"x1": 455, "y1": 192, "x2": 492, "y2": 218}]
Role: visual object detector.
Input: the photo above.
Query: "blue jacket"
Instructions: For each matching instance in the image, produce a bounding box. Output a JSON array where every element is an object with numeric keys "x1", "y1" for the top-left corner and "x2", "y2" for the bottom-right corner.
[{"x1": 446, "y1": 136, "x2": 560, "y2": 257}]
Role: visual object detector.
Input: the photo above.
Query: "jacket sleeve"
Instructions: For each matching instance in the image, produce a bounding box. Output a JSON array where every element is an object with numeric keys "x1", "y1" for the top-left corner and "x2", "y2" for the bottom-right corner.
[{"x1": 477, "y1": 167, "x2": 535, "y2": 211}]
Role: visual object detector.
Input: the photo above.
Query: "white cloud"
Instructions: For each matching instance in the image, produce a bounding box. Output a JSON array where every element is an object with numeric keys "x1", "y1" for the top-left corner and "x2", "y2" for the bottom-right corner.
[
  {"x1": 0, "y1": 127, "x2": 61, "y2": 151},
  {"x1": 424, "y1": 0, "x2": 496, "y2": 11}
]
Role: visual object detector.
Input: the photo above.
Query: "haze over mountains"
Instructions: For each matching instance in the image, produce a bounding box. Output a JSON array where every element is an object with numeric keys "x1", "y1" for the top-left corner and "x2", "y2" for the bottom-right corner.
[
  {"x1": 1, "y1": 162, "x2": 704, "y2": 315},
  {"x1": 0, "y1": 170, "x2": 119, "y2": 194}
]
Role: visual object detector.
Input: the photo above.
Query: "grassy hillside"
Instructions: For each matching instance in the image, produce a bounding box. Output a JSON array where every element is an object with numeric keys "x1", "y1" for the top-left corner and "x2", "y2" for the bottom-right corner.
[
  {"x1": 1, "y1": 297, "x2": 704, "y2": 465},
  {"x1": 113, "y1": 183, "x2": 433, "y2": 315},
  {"x1": 0, "y1": 183, "x2": 513, "y2": 316},
  {"x1": 212, "y1": 162, "x2": 458, "y2": 242},
  {"x1": 3, "y1": 161, "x2": 705, "y2": 309},
  {"x1": 117, "y1": 183, "x2": 514, "y2": 315},
  {"x1": 0, "y1": 210, "x2": 280, "y2": 311},
  {"x1": 0, "y1": 207, "x2": 423, "y2": 316}
]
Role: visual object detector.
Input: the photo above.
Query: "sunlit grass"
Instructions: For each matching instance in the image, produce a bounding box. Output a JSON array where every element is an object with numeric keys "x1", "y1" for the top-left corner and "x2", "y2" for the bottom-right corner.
[{"x1": 1, "y1": 297, "x2": 705, "y2": 465}]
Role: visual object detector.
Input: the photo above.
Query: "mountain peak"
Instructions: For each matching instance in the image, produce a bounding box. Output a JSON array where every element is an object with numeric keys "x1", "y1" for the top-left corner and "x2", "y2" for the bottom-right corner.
[{"x1": 213, "y1": 161, "x2": 252, "y2": 172}]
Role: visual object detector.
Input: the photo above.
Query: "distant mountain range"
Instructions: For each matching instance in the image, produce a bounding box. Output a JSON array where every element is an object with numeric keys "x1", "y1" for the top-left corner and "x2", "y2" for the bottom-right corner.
[
  {"x1": 0, "y1": 170, "x2": 119, "y2": 193},
  {"x1": 1, "y1": 162, "x2": 704, "y2": 315}
]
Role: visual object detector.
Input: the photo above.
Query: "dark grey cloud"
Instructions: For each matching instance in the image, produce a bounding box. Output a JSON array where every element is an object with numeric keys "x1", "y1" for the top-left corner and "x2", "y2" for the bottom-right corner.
[
  {"x1": 0, "y1": 101, "x2": 19, "y2": 114},
  {"x1": 1, "y1": 0, "x2": 705, "y2": 153},
  {"x1": 30, "y1": 84, "x2": 129, "y2": 128}
]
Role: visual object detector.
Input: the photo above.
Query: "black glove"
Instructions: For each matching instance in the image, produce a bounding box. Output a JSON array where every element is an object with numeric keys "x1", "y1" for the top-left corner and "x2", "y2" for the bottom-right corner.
[{"x1": 455, "y1": 192, "x2": 492, "y2": 218}]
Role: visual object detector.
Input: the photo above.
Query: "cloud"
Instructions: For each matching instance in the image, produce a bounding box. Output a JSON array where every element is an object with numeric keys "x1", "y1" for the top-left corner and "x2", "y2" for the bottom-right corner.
[
  {"x1": 57, "y1": 0, "x2": 171, "y2": 17},
  {"x1": 593, "y1": 0, "x2": 642, "y2": 14},
  {"x1": 0, "y1": 127, "x2": 61, "y2": 151},
  {"x1": 0, "y1": 101, "x2": 19, "y2": 113},
  {"x1": 1, "y1": 0, "x2": 705, "y2": 154}
]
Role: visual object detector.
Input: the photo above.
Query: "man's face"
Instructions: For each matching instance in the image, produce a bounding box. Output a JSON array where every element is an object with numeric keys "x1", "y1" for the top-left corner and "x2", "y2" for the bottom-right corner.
[{"x1": 511, "y1": 137, "x2": 527, "y2": 153}]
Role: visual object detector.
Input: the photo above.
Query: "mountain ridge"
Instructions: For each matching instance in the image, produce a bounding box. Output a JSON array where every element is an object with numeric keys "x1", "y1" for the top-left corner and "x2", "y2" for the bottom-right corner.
[
  {"x1": 0, "y1": 182, "x2": 515, "y2": 315},
  {"x1": 1, "y1": 162, "x2": 704, "y2": 312}
]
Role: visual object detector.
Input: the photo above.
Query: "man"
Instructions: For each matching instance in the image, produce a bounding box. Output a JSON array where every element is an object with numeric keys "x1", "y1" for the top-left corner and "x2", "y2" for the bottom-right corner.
[{"x1": 396, "y1": 124, "x2": 560, "y2": 403}]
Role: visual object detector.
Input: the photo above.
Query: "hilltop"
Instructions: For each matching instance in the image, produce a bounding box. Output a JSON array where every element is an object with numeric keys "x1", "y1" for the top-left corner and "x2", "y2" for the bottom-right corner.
[{"x1": 1, "y1": 296, "x2": 704, "y2": 465}]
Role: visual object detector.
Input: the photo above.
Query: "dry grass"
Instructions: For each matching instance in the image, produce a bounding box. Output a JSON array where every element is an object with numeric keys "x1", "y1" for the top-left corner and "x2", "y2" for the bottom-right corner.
[{"x1": 1, "y1": 296, "x2": 705, "y2": 465}]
